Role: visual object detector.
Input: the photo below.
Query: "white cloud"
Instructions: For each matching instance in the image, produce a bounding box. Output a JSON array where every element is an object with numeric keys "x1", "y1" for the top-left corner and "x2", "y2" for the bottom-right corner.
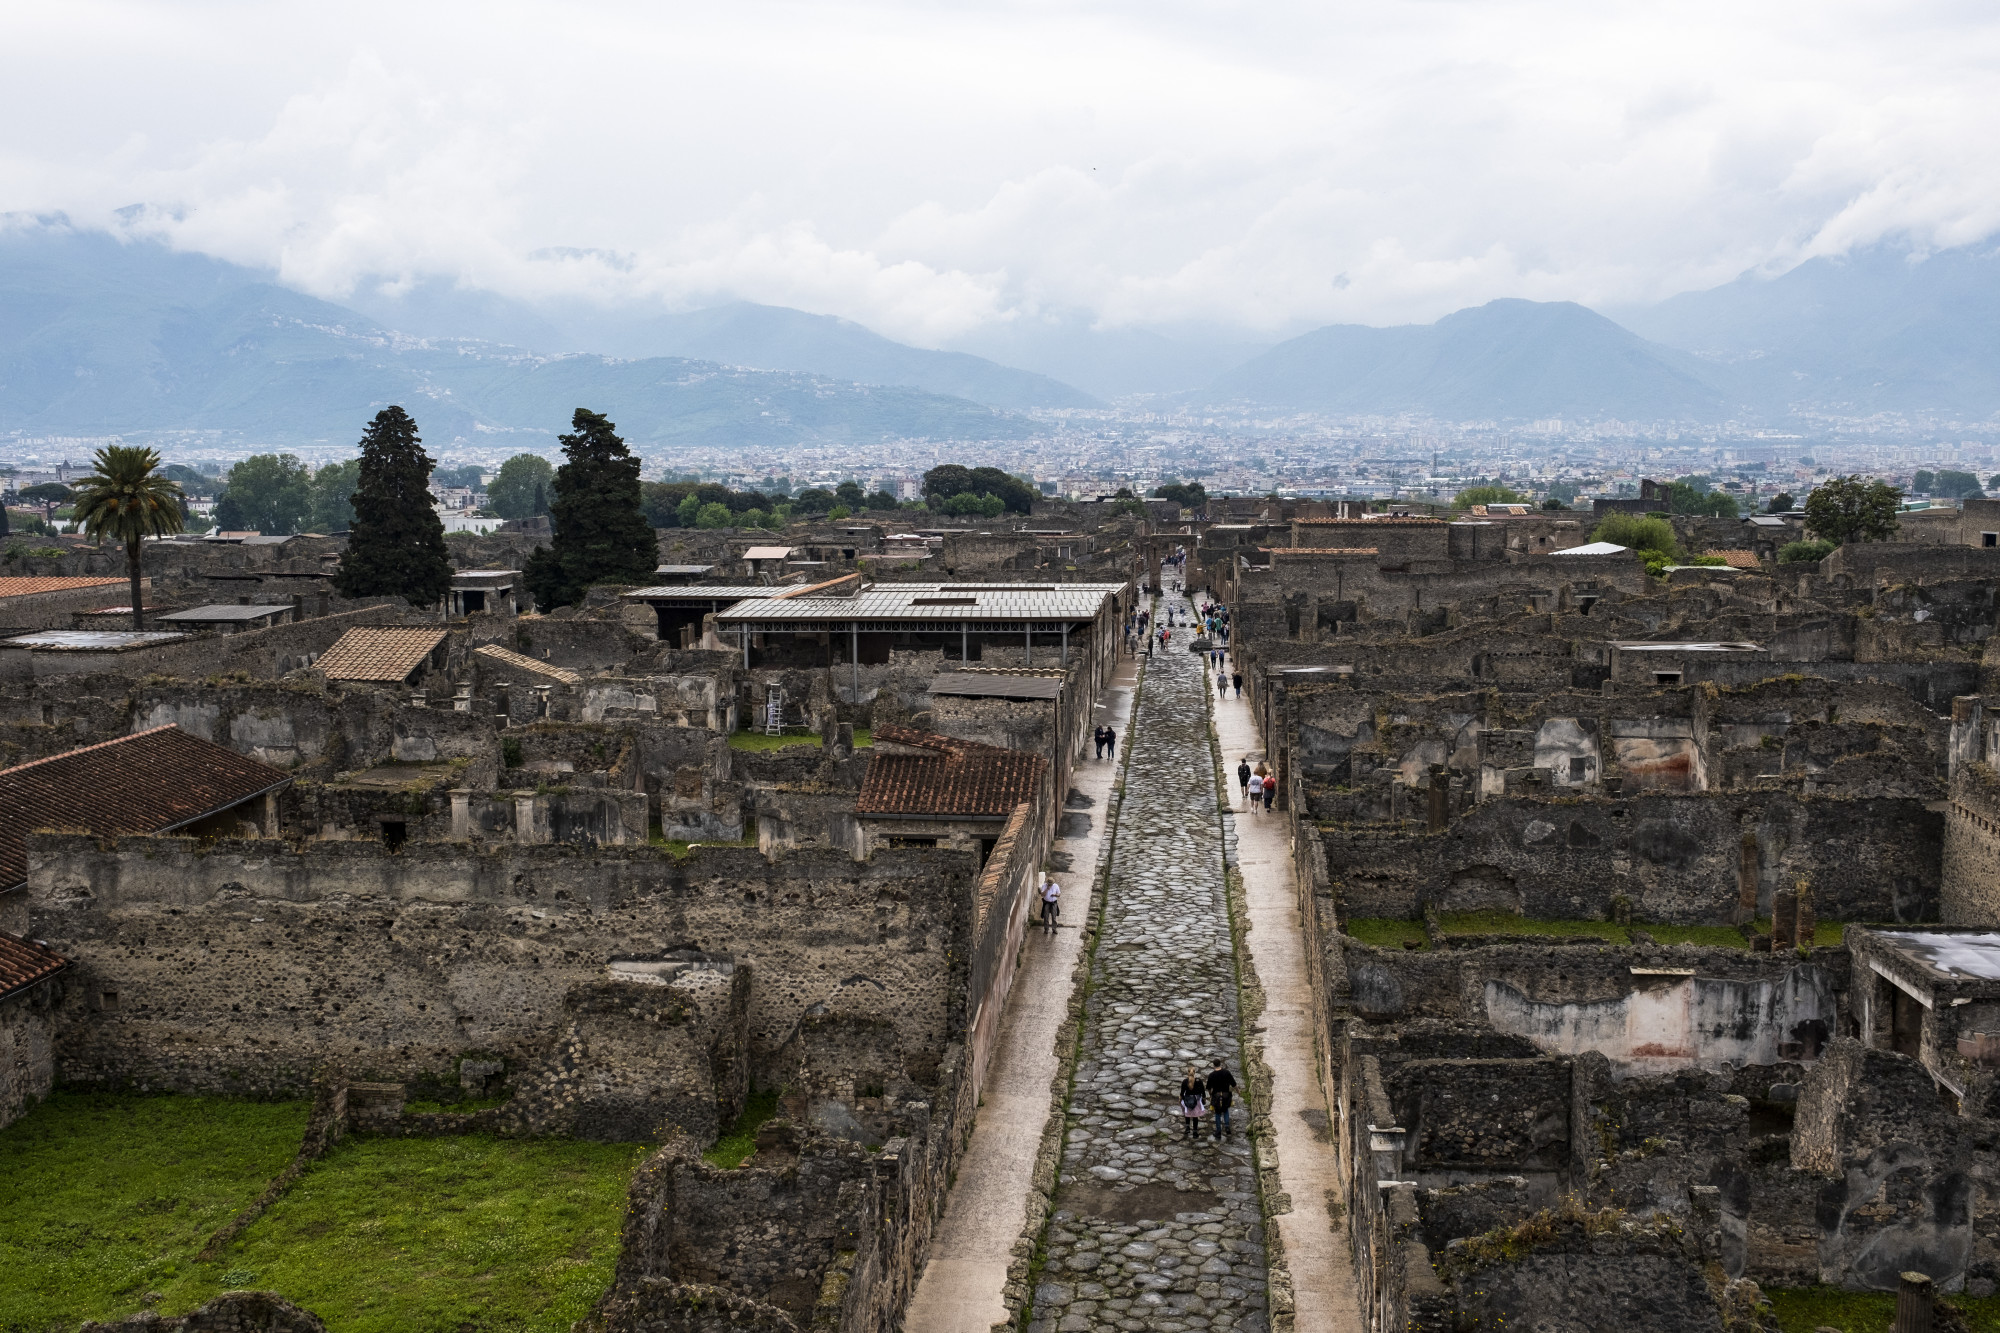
[{"x1": 1, "y1": 0, "x2": 1997, "y2": 344}]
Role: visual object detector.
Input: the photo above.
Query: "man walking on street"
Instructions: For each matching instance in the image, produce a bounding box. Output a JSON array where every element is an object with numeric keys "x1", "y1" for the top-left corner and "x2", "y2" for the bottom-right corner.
[
  {"x1": 1237, "y1": 757, "x2": 1252, "y2": 804},
  {"x1": 1231, "y1": 671, "x2": 1243, "y2": 698},
  {"x1": 1105, "y1": 727, "x2": 1117, "y2": 762},
  {"x1": 1093, "y1": 725, "x2": 1107, "y2": 759},
  {"x1": 1206, "y1": 1059, "x2": 1237, "y2": 1138}
]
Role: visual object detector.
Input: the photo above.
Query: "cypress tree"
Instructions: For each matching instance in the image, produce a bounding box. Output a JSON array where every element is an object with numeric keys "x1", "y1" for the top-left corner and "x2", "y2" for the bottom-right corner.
[
  {"x1": 523, "y1": 408, "x2": 656, "y2": 609},
  {"x1": 333, "y1": 406, "x2": 454, "y2": 606}
]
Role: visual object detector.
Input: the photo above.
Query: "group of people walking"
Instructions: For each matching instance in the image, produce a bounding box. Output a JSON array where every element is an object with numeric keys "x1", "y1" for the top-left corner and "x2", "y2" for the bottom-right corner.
[
  {"x1": 1092, "y1": 725, "x2": 1119, "y2": 760},
  {"x1": 1237, "y1": 756, "x2": 1276, "y2": 813},
  {"x1": 1177, "y1": 1060, "x2": 1239, "y2": 1139}
]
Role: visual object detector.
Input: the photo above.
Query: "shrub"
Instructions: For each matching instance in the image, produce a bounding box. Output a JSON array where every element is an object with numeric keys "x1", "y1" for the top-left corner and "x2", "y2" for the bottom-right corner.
[
  {"x1": 1590, "y1": 512, "x2": 1677, "y2": 555},
  {"x1": 1779, "y1": 539, "x2": 1836, "y2": 563}
]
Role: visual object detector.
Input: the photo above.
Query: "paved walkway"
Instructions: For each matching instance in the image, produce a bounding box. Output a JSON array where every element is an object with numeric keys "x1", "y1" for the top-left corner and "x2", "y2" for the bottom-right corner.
[
  {"x1": 1027, "y1": 592, "x2": 1266, "y2": 1333},
  {"x1": 906, "y1": 657, "x2": 1141, "y2": 1333},
  {"x1": 1212, "y1": 651, "x2": 1367, "y2": 1333}
]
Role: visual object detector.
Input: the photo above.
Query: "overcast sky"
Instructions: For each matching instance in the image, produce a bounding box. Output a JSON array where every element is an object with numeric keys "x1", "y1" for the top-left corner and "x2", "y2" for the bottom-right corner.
[{"x1": 4, "y1": 0, "x2": 1998, "y2": 346}]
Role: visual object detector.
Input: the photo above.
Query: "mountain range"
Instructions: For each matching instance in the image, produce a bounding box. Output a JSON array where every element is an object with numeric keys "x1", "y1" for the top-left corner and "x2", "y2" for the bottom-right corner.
[{"x1": 4, "y1": 217, "x2": 1999, "y2": 451}]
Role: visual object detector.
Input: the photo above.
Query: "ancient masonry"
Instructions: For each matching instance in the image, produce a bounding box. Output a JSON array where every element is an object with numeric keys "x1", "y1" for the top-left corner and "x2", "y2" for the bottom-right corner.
[{"x1": 1028, "y1": 594, "x2": 1271, "y2": 1333}]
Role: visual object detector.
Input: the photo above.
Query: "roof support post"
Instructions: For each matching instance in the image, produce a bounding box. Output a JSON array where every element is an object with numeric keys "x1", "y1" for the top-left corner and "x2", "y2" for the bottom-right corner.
[
  {"x1": 1061, "y1": 622, "x2": 1068, "y2": 668},
  {"x1": 742, "y1": 626, "x2": 750, "y2": 669},
  {"x1": 961, "y1": 622, "x2": 967, "y2": 663},
  {"x1": 851, "y1": 623, "x2": 859, "y2": 704},
  {"x1": 1025, "y1": 623, "x2": 1031, "y2": 667}
]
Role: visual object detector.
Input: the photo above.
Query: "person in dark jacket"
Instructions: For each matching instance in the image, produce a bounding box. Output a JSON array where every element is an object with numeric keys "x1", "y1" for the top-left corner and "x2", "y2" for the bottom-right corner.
[
  {"x1": 1177, "y1": 1066, "x2": 1207, "y2": 1140},
  {"x1": 1206, "y1": 1060, "x2": 1237, "y2": 1138},
  {"x1": 1237, "y1": 758, "x2": 1252, "y2": 803}
]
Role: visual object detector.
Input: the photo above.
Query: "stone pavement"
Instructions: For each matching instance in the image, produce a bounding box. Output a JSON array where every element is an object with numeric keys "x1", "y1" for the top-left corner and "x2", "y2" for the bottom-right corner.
[
  {"x1": 1027, "y1": 591, "x2": 1268, "y2": 1333},
  {"x1": 905, "y1": 656, "x2": 1142, "y2": 1333}
]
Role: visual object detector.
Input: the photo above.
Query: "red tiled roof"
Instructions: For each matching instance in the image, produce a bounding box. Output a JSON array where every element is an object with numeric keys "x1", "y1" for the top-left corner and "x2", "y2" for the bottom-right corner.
[
  {"x1": 857, "y1": 725, "x2": 1047, "y2": 818},
  {"x1": 1704, "y1": 549, "x2": 1764, "y2": 569},
  {"x1": 0, "y1": 726, "x2": 291, "y2": 890},
  {"x1": 314, "y1": 627, "x2": 448, "y2": 682},
  {"x1": 0, "y1": 576, "x2": 127, "y2": 600},
  {"x1": 0, "y1": 931, "x2": 67, "y2": 1000}
]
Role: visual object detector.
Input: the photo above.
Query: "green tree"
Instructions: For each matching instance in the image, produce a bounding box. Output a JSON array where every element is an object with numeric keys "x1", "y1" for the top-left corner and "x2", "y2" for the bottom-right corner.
[
  {"x1": 793, "y1": 488, "x2": 836, "y2": 515},
  {"x1": 866, "y1": 490, "x2": 898, "y2": 511},
  {"x1": 218, "y1": 454, "x2": 313, "y2": 534},
  {"x1": 1804, "y1": 475, "x2": 1902, "y2": 545},
  {"x1": 1591, "y1": 512, "x2": 1678, "y2": 557},
  {"x1": 675, "y1": 492, "x2": 703, "y2": 527},
  {"x1": 70, "y1": 445, "x2": 185, "y2": 629},
  {"x1": 1936, "y1": 469, "x2": 1983, "y2": 499},
  {"x1": 489, "y1": 454, "x2": 556, "y2": 520},
  {"x1": 922, "y1": 464, "x2": 1035, "y2": 514},
  {"x1": 18, "y1": 482, "x2": 71, "y2": 522},
  {"x1": 1152, "y1": 481, "x2": 1208, "y2": 508},
  {"x1": 307, "y1": 459, "x2": 362, "y2": 532},
  {"x1": 431, "y1": 463, "x2": 486, "y2": 490},
  {"x1": 1767, "y1": 492, "x2": 1794, "y2": 512},
  {"x1": 1913, "y1": 469, "x2": 1936, "y2": 495},
  {"x1": 523, "y1": 409, "x2": 657, "y2": 609},
  {"x1": 333, "y1": 407, "x2": 454, "y2": 607},
  {"x1": 694, "y1": 502, "x2": 732, "y2": 529},
  {"x1": 158, "y1": 463, "x2": 211, "y2": 492},
  {"x1": 834, "y1": 481, "x2": 865, "y2": 508},
  {"x1": 828, "y1": 504, "x2": 852, "y2": 521},
  {"x1": 941, "y1": 491, "x2": 1006, "y2": 517},
  {"x1": 1451, "y1": 485, "x2": 1527, "y2": 511},
  {"x1": 1779, "y1": 539, "x2": 1836, "y2": 563}
]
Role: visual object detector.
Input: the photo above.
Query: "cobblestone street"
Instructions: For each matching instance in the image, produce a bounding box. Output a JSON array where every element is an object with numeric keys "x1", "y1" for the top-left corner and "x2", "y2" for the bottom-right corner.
[{"x1": 1027, "y1": 592, "x2": 1269, "y2": 1333}]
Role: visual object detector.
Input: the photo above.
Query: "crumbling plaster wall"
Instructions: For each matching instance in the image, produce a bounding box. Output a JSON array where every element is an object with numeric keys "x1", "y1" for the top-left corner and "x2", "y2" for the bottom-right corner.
[{"x1": 0, "y1": 981, "x2": 57, "y2": 1132}]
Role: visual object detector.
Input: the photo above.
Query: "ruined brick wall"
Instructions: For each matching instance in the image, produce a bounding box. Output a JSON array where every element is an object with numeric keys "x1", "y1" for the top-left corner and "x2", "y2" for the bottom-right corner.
[
  {"x1": 1324, "y1": 790, "x2": 1940, "y2": 924},
  {"x1": 21, "y1": 835, "x2": 977, "y2": 1101},
  {"x1": 0, "y1": 980, "x2": 56, "y2": 1132},
  {"x1": 1943, "y1": 762, "x2": 2000, "y2": 924}
]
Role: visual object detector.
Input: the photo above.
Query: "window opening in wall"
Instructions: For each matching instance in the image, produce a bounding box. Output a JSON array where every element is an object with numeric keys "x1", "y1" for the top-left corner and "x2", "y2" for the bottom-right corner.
[
  {"x1": 462, "y1": 590, "x2": 487, "y2": 613},
  {"x1": 1653, "y1": 671, "x2": 1682, "y2": 685},
  {"x1": 41, "y1": 705, "x2": 54, "y2": 724},
  {"x1": 978, "y1": 837, "x2": 998, "y2": 866},
  {"x1": 1985, "y1": 532, "x2": 1997, "y2": 548},
  {"x1": 98, "y1": 990, "x2": 118, "y2": 1012},
  {"x1": 380, "y1": 818, "x2": 409, "y2": 850},
  {"x1": 1569, "y1": 757, "x2": 1588, "y2": 782}
]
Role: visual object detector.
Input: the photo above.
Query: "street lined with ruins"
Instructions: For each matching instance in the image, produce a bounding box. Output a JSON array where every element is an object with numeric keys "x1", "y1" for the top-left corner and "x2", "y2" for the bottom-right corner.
[{"x1": 1021, "y1": 591, "x2": 1289, "y2": 1333}]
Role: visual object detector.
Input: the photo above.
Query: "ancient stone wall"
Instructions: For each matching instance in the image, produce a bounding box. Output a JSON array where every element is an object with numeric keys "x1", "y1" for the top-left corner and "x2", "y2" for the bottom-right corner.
[
  {"x1": 19, "y1": 834, "x2": 977, "y2": 1101},
  {"x1": 1944, "y1": 761, "x2": 2000, "y2": 924},
  {"x1": 0, "y1": 979, "x2": 56, "y2": 1131}
]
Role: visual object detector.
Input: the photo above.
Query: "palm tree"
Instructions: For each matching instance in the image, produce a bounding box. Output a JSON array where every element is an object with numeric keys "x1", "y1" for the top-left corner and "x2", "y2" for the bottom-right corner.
[{"x1": 71, "y1": 446, "x2": 185, "y2": 630}]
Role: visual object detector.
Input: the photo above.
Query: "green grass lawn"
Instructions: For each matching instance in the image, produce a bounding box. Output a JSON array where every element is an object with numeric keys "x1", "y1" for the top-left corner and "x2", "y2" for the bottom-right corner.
[
  {"x1": 727, "y1": 727, "x2": 871, "y2": 752},
  {"x1": 1342, "y1": 912, "x2": 1847, "y2": 951},
  {"x1": 0, "y1": 1090, "x2": 309, "y2": 1332},
  {"x1": 701, "y1": 1089, "x2": 782, "y2": 1169},
  {"x1": 171, "y1": 1134, "x2": 645, "y2": 1333},
  {"x1": 1769, "y1": 1285, "x2": 2000, "y2": 1331}
]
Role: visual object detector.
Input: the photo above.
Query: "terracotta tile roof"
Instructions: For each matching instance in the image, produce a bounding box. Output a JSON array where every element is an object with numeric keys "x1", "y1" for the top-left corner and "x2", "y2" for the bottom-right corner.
[
  {"x1": 1704, "y1": 549, "x2": 1764, "y2": 569},
  {"x1": 0, "y1": 576, "x2": 127, "y2": 600},
  {"x1": 473, "y1": 643, "x2": 582, "y2": 684},
  {"x1": 857, "y1": 724, "x2": 1047, "y2": 818},
  {"x1": 315, "y1": 627, "x2": 449, "y2": 682},
  {"x1": 0, "y1": 725, "x2": 290, "y2": 891},
  {"x1": 0, "y1": 931, "x2": 68, "y2": 1001}
]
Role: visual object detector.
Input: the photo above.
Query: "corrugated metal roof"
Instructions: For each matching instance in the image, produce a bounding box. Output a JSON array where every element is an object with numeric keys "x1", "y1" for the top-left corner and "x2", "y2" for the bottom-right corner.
[
  {"x1": 0, "y1": 725, "x2": 290, "y2": 890},
  {"x1": 315, "y1": 627, "x2": 449, "y2": 681},
  {"x1": 3, "y1": 630, "x2": 188, "y2": 651},
  {"x1": 742, "y1": 545, "x2": 794, "y2": 559},
  {"x1": 717, "y1": 582, "x2": 1126, "y2": 628},
  {"x1": 654, "y1": 565, "x2": 716, "y2": 575},
  {"x1": 929, "y1": 673, "x2": 1063, "y2": 700},
  {"x1": 156, "y1": 604, "x2": 292, "y2": 622},
  {"x1": 624, "y1": 585, "x2": 786, "y2": 601}
]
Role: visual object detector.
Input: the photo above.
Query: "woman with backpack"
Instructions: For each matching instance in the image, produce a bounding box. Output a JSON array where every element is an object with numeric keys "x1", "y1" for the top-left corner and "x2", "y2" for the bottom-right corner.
[{"x1": 1177, "y1": 1066, "x2": 1208, "y2": 1140}]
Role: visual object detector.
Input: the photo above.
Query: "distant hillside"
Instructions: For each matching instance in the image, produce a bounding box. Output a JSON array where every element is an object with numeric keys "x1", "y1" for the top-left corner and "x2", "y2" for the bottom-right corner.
[
  {"x1": 948, "y1": 317, "x2": 1270, "y2": 400},
  {"x1": 1614, "y1": 242, "x2": 2000, "y2": 416},
  {"x1": 1203, "y1": 299, "x2": 1732, "y2": 421},
  {"x1": 0, "y1": 223, "x2": 1037, "y2": 449}
]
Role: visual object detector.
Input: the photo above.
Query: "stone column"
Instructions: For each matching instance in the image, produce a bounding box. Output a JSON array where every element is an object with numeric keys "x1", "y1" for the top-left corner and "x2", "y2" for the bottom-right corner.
[
  {"x1": 450, "y1": 790, "x2": 470, "y2": 842},
  {"x1": 263, "y1": 791, "x2": 279, "y2": 838},
  {"x1": 1895, "y1": 1270, "x2": 1933, "y2": 1333},
  {"x1": 1795, "y1": 878, "x2": 1816, "y2": 951},
  {"x1": 1772, "y1": 886, "x2": 1798, "y2": 950}
]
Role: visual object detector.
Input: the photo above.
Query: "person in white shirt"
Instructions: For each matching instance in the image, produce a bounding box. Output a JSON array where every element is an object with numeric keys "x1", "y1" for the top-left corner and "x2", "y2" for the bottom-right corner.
[
  {"x1": 1040, "y1": 877, "x2": 1062, "y2": 931},
  {"x1": 1246, "y1": 772, "x2": 1263, "y2": 813}
]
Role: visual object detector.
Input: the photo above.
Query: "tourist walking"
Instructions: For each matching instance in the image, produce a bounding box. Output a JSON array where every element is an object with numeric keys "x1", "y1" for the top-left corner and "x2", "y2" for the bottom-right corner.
[
  {"x1": 1246, "y1": 771, "x2": 1262, "y2": 813},
  {"x1": 1237, "y1": 758, "x2": 1252, "y2": 803},
  {"x1": 1039, "y1": 877, "x2": 1061, "y2": 933},
  {"x1": 1206, "y1": 1060, "x2": 1237, "y2": 1138},
  {"x1": 1104, "y1": 727, "x2": 1117, "y2": 762},
  {"x1": 1231, "y1": 671, "x2": 1243, "y2": 698},
  {"x1": 1094, "y1": 725, "x2": 1107, "y2": 759},
  {"x1": 1216, "y1": 670, "x2": 1227, "y2": 700},
  {"x1": 1178, "y1": 1066, "x2": 1208, "y2": 1141},
  {"x1": 1262, "y1": 769, "x2": 1276, "y2": 812}
]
